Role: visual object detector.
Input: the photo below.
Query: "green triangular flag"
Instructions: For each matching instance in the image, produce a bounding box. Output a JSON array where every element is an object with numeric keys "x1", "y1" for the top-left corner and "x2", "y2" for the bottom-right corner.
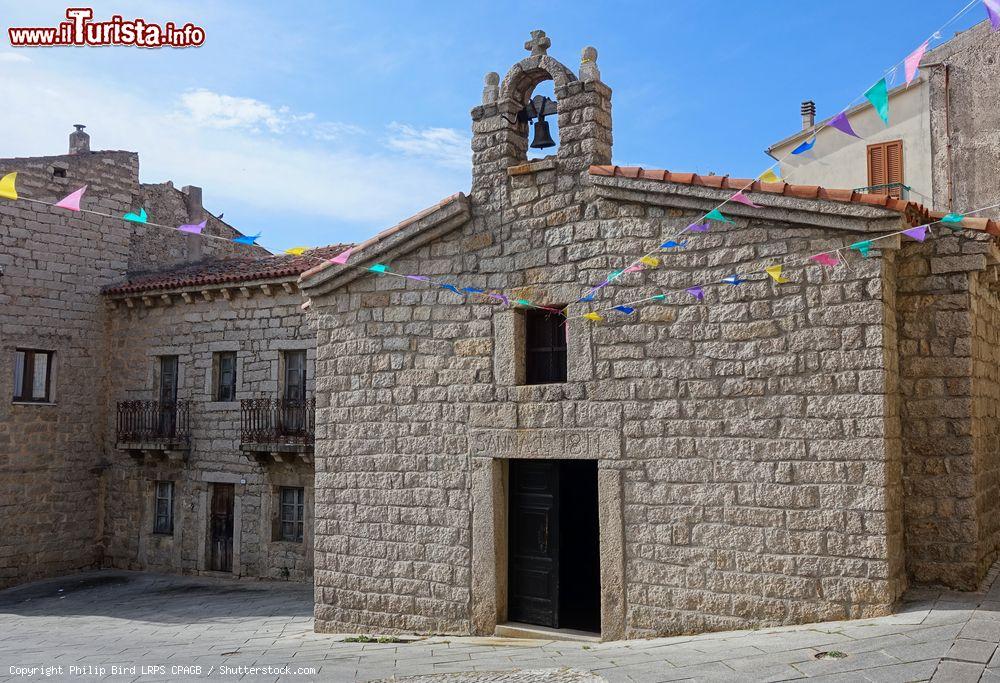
[
  {"x1": 850, "y1": 240, "x2": 873, "y2": 258},
  {"x1": 865, "y1": 78, "x2": 889, "y2": 125},
  {"x1": 705, "y1": 209, "x2": 732, "y2": 223},
  {"x1": 941, "y1": 213, "x2": 964, "y2": 223}
]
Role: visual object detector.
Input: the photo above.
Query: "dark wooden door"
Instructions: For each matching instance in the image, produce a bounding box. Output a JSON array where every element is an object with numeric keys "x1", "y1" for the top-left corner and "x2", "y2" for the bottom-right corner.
[
  {"x1": 508, "y1": 460, "x2": 560, "y2": 628},
  {"x1": 209, "y1": 484, "x2": 235, "y2": 572},
  {"x1": 158, "y1": 356, "x2": 178, "y2": 437}
]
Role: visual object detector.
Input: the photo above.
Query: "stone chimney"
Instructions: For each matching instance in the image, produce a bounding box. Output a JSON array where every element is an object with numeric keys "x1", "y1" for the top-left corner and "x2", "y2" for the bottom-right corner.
[
  {"x1": 801, "y1": 101, "x2": 816, "y2": 130},
  {"x1": 181, "y1": 185, "x2": 204, "y2": 221},
  {"x1": 69, "y1": 124, "x2": 90, "y2": 154}
]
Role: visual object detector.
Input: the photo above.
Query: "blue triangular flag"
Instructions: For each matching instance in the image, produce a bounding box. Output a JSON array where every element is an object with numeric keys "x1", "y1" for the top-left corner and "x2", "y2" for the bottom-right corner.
[
  {"x1": 613, "y1": 305, "x2": 635, "y2": 315},
  {"x1": 791, "y1": 138, "x2": 815, "y2": 155},
  {"x1": 440, "y1": 284, "x2": 462, "y2": 295},
  {"x1": 722, "y1": 275, "x2": 744, "y2": 286},
  {"x1": 232, "y1": 232, "x2": 260, "y2": 245},
  {"x1": 462, "y1": 287, "x2": 485, "y2": 294}
]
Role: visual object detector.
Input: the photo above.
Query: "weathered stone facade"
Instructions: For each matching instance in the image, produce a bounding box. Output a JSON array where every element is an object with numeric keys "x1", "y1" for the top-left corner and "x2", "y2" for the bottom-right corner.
[
  {"x1": 102, "y1": 280, "x2": 316, "y2": 581},
  {"x1": 300, "y1": 33, "x2": 1000, "y2": 640},
  {"x1": 0, "y1": 134, "x2": 283, "y2": 589}
]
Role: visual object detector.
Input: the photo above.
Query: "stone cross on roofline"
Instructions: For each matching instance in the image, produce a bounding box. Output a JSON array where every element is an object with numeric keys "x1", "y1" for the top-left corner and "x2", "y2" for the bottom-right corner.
[{"x1": 524, "y1": 30, "x2": 550, "y2": 55}]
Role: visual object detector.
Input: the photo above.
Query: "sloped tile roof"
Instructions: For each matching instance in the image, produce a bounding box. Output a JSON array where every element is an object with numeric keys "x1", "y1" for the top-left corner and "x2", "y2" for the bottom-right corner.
[
  {"x1": 589, "y1": 165, "x2": 999, "y2": 236},
  {"x1": 103, "y1": 244, "x2": 352, "y2": 296}
]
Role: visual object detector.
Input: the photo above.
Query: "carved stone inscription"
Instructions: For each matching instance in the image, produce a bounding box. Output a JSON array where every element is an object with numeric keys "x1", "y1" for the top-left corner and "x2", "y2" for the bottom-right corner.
[{"x1": 469, "y1": 428, "x2": 619, "y2": 460}]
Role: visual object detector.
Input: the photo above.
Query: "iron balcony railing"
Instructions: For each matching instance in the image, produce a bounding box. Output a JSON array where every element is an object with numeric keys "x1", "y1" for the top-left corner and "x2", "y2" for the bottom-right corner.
[
  {"x1": 116, "y1": 400, "x2": 191, "y2": 446},
  {"x1": 853, "y1": 182, "x2": 910, "y2": 199},
  {"x1": 240, "y1": 397, "x2": 315, "y2": 446}
]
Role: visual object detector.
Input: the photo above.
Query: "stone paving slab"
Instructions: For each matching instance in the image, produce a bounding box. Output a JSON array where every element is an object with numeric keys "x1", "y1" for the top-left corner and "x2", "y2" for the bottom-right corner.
[{"x1": 4, "y1": 570, "x2": 1000, "y2": 682}]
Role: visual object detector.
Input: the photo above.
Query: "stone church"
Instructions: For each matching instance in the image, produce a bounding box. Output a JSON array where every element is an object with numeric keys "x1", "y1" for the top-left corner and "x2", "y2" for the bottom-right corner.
[
  {"x1": 3, "y1": 29, "x2": 1000, "y2": 643},
  {"x1": 299, "y1": 32, "x2": 1000, "y2": 640}
]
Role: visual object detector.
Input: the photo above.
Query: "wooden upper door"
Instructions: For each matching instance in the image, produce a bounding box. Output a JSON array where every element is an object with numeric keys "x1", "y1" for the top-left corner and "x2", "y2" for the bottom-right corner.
[
  {"x1": 508, "y1": 460, "x2": 560, "y2": 628},
  {"x1": 158, "y1": 356, "x2": 179, "y2": 436},
  {"x1": 209, "y1": 484, "x2": 235, "y2": 572}
]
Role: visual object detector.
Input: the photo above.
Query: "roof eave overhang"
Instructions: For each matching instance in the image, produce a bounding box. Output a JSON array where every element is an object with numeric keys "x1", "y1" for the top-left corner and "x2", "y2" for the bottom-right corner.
[
  {"x1": 298, "y1": 193, "x2": 471, "y2": 301},
  {"x1": 590, "y1": 174, "x2": 909, "y2": 235}
]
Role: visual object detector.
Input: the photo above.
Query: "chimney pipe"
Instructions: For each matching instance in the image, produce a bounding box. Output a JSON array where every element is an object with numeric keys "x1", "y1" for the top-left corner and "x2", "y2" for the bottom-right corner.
[
  {"x1": 69, "y1": 124, "x2": 90, "y2": 154},
  {"x1": 800, "y1": 101, "x2": 816, "y2": 131}
]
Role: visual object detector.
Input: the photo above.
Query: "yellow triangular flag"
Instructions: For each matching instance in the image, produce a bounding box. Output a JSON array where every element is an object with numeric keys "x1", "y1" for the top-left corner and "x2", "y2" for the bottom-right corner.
[
  {"x1": 583, "y1": 312, "x2": 603, "y2": 322},
  {"x1": 0, "y1": 172, "x2": 18, "y2": 200},
  {"x1": 760, "y1": 169, "x2": 782, "y2": 183},
  {"x1": 284, "y1": 246, "x2": 309, "y2": 255},
  {"x1": 765, "y1": 265, "x2": 789, "y2": 283},
  {"x1": 639, "y1": 255, "x2": 660, "y2": 268}
]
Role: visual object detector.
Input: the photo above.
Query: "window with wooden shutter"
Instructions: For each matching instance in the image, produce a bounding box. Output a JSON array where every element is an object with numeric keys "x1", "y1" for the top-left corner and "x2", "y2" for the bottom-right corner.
[{"x1": 867, "y1": 140, "x2": 904, "y2": 197}]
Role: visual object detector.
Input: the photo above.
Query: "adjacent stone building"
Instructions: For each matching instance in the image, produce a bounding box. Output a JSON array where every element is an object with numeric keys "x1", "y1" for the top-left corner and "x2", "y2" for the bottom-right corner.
[
  {"x1": 299, "y1": 32, "x2": 1000, "y2": 640},
  {"x1": 0, "y1": 128, "x2": 327, "y2": 587}
]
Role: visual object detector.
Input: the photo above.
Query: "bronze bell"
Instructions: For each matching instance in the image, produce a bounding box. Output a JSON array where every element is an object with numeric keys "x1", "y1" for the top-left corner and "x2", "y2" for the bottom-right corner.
[{"x1": 530, "y1": 117, "x2": 556, "y2": 149}]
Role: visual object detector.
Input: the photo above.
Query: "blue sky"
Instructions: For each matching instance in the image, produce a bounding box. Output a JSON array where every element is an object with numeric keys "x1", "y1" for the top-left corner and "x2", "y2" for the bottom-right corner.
[{"x1": 0, "y1": 0, "x2": 987, "y2": 251}]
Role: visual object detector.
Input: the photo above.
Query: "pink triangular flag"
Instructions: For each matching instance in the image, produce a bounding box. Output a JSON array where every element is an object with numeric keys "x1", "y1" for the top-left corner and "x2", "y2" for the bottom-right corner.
[
  {"x1": 329, "y1": 247, "x2": 353, "y2": 265},
  {"x1": 623, "y1": 264, "x2": 644, "y2": 274},
  {"x1": 54, "y1": 185, "x2": 86, "y2": 212},
  {"x1": 178, "y1": 220, "x2": 206, "y2": 234},
  {"x1": 903, "y1": 225, "x2": 928, "y2": 242},
  {"x1": 829, "y1": 112, "x2": 861, "y2": 139},
  {"x1": 904, "y1": 41, "x2": 929, "y2": 86},
  {"x1": 810, "y1": 253, "x2": 840, "y2": 267},
  {"x1": 730, "y1": 191, "x2": 759, "y2": 208}
]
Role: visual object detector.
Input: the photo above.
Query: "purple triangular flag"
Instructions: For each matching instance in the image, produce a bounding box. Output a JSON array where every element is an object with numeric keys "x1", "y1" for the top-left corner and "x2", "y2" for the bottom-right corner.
[
  {"x1": 178, "y1": 220, "x2": 206, "y2": 234},
  {"x1": 829, "y1": 111, "x2": 861, "y2": 139},
  {"x1": 488, "y1": 293, "x2": 510, "y2": 306},
  {"x1": 902, "y1": 225, "x2": 928, "y2": 242},
  {"x1": 986, "y1": 0, "x2": 1000, "y2": 31},
  {"x1": 687, "y1": 221, "x2": 710, "y2": 233},
  {"x1": 405, "y1": 274, "x2": 430, "y2": 281},
  {"x1": 686, "y1": 286, "x2": 704, "y2": 301}
]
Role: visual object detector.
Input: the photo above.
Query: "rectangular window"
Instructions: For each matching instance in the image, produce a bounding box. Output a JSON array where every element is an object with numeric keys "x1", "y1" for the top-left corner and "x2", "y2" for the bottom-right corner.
[
  {"x1": 153, "y1": 481, "x2": 174, "y2": 534},
  {"x1": 524, "y1": 310, "x2": 567, "y2": 385},
  {"x1": 279, "y1": 487, "x2": 305, "y2": 543},
  {"x1": 13, "y1": 349, "x2": 53, "y2": 402},
  {"x1": 867, "y1": 140, "x2": 904, "y2": 197},
  {"x1": 283, "y1": 350, "x2": 307, "y2": 401},
  {"x1": 213, "y1": 351, "x2": 237, "y2": 402}
]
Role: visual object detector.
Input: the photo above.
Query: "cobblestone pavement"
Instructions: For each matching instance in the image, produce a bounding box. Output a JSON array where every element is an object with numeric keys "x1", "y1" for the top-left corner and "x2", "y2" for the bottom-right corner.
[{"x1": 3, "y1": 570, "x2": 1000, "y2": 682}]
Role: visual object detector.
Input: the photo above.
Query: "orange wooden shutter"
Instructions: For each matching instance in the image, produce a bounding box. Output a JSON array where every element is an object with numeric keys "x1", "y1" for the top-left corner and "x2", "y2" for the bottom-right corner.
[
  {"x1": 867, "y1": 143, "x2": 886, "y2": 189},
  {"x1": 866, "y1": 141, "x2": 903, "y2": 197},
  {"x1": 886, "y1": 141, "x2": 903, "y2": 197}
]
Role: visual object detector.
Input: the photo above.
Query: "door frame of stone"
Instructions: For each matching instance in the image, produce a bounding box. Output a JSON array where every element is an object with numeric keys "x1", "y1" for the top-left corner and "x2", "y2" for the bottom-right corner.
[{"x1": 470, "y1": 437, "x2": 626, "y2": 641}]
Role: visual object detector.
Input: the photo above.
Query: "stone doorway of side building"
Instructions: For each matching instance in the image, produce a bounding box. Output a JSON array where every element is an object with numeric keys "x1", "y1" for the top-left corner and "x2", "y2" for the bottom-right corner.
[
  {"x1": 506, "y1": 459, "x2": 601, "y2": 635},
  {"x1": 208, "y1": 483, "x2": 235, "y2": 573}
]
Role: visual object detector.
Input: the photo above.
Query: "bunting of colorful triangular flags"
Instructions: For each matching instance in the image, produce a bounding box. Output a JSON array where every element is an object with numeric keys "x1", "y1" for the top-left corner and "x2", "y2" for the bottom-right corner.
[
  {"x1": 765, "y1": 265, "x2": 789, "y2": 283},
  {"x1": 0, "y1": 172, "x2": 17, "y2": 200},
  {"x1": 55, "y1": 186, "x2": 86, "y2": 211},
  {"x1": 865, "y1": 78, "x2": 890, "y2": 125},
  {"x1": 123, "y1": 208, "x2": 147, "y2": 224}
]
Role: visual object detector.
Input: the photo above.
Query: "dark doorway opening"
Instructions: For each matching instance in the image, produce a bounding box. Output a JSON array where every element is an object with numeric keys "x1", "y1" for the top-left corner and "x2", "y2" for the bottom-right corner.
[
  {"x1": 507, "y1": 459, "x2": 600, "y2": 633},
  {"x1": 209, "y1": 484, "x2": 235, "y2": 572}
]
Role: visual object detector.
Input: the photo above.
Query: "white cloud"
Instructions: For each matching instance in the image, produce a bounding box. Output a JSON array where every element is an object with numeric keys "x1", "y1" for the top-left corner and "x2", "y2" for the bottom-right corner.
[
  {"x1": 177, "y1": 88, "x2": 314, "y2": 134},
  {"x1": 0, "y1": 52, "x2": 31, "y2": 63},
  {"x1": 0, "y1": 66, "x2": 468, "y2": 240},
  {"x1": 386, "y1": 123, "x2": 470, "y2": 169}
]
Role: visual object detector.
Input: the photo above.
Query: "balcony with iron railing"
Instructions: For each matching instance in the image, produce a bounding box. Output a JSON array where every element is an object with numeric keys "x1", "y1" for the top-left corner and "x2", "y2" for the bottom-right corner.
[
  {"x1": 240, "y1": 397, "x2": 315, "y2": 463},
  {"x1": 116, "y1": 400, "x2": 191, "y2": 458},
  {"x1": 853, "y1": 182, "x2": 910, "y2": 199}
]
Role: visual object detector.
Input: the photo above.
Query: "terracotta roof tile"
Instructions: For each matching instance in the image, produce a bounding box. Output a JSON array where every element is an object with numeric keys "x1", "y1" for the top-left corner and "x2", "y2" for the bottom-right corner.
[
  {"x1": 103, "y1": 244, "x2": 352, "y2": 296},
  {"x1": 589, "y1": 165, "x2": 1000, "y2": 236}
]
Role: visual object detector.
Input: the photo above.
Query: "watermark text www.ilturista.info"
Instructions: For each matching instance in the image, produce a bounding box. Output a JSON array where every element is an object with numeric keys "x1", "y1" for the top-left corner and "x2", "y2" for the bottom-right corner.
[{"x1": 8, "y1": 8, "x2": 205, "y2": 48}]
